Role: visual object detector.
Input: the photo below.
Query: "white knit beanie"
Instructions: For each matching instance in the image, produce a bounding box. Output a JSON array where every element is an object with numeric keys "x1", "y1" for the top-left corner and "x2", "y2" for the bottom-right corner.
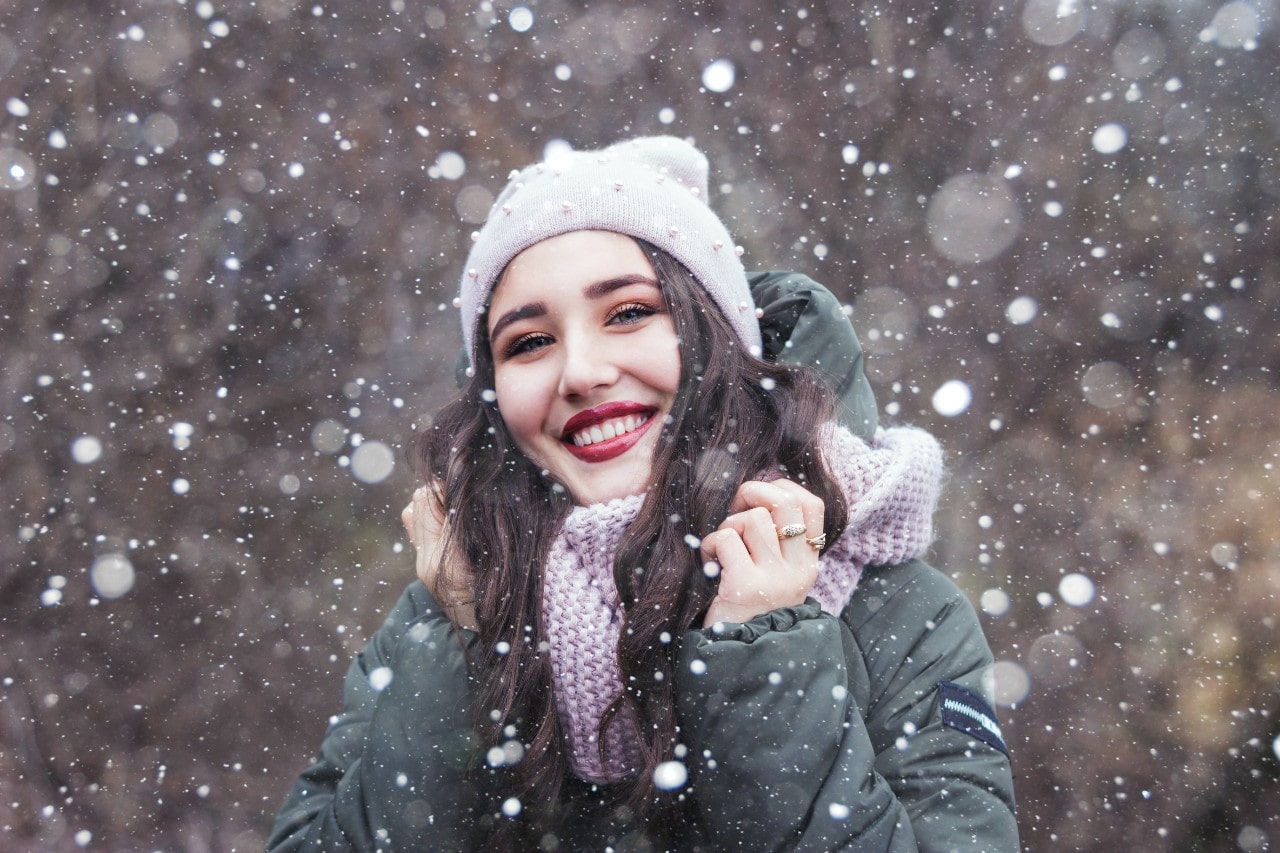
[{"x1": 458, "y1": 136, "x2": 762, "y2": 365}]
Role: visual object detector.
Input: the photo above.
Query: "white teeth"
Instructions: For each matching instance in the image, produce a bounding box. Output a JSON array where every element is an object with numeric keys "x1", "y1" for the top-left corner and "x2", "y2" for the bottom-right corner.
[{"x1": 571, "y1": 414, "x2": 650, "y2": 447}]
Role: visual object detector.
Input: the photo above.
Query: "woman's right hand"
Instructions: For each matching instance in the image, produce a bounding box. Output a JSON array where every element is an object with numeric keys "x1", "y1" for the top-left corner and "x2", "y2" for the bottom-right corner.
[{"x1": 402, "y1": 486, "x2": 477, "y2": 630}]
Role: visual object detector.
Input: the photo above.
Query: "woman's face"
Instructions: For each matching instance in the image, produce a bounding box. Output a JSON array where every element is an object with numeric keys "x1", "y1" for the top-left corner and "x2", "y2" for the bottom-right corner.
[{"x1": 487, "y1": 231, "x2": 681, "y2": 506}]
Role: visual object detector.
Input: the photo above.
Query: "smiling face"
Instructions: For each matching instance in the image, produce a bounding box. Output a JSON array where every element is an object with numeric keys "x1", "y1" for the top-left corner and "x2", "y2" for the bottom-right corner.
[{"x1": 486, "y1": 231, "x2": 682, "y2": 507}]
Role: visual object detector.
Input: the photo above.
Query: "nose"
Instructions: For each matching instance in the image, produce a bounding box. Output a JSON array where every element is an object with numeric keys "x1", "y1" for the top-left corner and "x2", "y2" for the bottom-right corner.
[{"x1": 556, "y1": 330, "x2": 619, "y2": 399}]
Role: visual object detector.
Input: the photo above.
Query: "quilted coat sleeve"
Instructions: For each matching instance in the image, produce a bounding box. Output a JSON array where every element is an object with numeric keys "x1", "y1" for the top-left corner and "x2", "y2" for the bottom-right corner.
[
  {"x1": 265, "y1": 582, "x2": 481, "y2": 852},
  {"x1": 675, "y1": 559, "x2": 1018, "y2": 852}
]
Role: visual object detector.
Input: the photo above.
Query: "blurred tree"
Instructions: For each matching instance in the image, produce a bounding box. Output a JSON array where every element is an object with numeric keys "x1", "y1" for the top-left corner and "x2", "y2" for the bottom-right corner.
[{"x1": 1, "y1": 0, "x2": 1276, "y2": 849}]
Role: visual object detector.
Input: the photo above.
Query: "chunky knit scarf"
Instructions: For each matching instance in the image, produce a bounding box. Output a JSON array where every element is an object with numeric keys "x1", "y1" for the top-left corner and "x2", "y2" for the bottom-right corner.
[{"x1": 540, "y1": 423, "x2": 944, "y2": 784}]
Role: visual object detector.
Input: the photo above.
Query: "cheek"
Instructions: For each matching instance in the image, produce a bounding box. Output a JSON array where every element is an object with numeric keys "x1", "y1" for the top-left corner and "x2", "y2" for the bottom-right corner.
[
  {"x1": 494, "y1": 368, "x2": 546, "y2": 450},
  {"x1": 646, "y1": 329, "x2": 683, "y2": 395}
]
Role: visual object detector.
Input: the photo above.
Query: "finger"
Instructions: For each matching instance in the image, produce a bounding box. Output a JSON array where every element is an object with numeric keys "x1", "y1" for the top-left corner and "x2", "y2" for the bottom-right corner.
[
  {"x1": 407, "y1": 486, "x2": 447, "y2": 552},
  {"x1": 401, "y1": 503, "x2": 416, "y2": 545},
  {"x1": 766, "y1": 478, "x2": 824, "y2": 521},
  {"x1": 404, "y1": 486, "x2": 430, "y2": 540},
  {"x1": 699, "y1": 531, "x2": 723, "y2": 580},
  {"x1": 700, "y1": 526, "x2": 738, "y2": 564},
  {"x1": 731, "y1": 480, "x2": 806, "y2": 532},
  {"x1": 715, "y1": 507, "x2": 779, "y2": 559},
  {"x1": 767, "y1": 479, "x2": 826, "y2": 554},
  {"x1": 699, "y1": 527, "x2": 722, "y2": 563},
  {"x1": 414, "y1": 486, "x2": 443, "y2": 524},
  {"x1": 738, "y1": 506, "x2": 790, "y2": 561},
  {"x1": 703, "y1": 528, "x2": 753, "y2": 581},
  {"x1": 729, "y1": 480, "x2": 793, "y2": 516}
]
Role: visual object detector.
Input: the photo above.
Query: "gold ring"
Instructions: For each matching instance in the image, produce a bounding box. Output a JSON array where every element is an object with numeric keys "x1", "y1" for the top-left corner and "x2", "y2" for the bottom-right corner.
[
  {"x1": 777, "y1": 523, "x2": 807, "y2": 540},
  {"x1": 805, "y1": 533, "x2": 827, "y2": 552}
]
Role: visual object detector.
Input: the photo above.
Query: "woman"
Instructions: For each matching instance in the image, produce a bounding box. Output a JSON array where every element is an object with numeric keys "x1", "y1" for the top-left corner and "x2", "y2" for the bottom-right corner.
[{"x1": 268, "y1": 137, "x2": 1018, "y2": 851}]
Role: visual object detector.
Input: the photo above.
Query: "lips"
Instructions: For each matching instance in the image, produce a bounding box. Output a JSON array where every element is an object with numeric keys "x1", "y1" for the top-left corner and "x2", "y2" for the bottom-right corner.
[{"x1": 561, "y1": 401, "x2": 658, "y2": 463}]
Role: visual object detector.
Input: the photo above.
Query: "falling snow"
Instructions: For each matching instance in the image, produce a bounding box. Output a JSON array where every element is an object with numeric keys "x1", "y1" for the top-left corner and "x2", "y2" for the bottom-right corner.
[{"x1": 2, "y1": 1, "x2": 1276, "y2": 850}]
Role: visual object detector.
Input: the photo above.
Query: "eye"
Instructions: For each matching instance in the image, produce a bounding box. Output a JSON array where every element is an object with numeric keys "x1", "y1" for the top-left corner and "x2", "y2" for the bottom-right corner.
[
  {"x1": 607, "y1": 301, "x2": 659, "y2": 326},
  {"x1": 502, "y1": 331, "x2": 553, "y2": 359}
]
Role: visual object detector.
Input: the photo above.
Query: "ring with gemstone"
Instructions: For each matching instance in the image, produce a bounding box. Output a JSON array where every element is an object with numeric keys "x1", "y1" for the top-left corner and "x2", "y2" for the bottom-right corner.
[{"x1": 776, "y1": 523, "x2": 807, "y2": 540}]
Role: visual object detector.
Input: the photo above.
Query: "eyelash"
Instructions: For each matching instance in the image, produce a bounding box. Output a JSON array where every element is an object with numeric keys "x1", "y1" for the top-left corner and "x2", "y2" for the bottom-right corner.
[
  {"x1": 502, "y1": 332, "x2": 552, "y2": 359},
  {"x1": 499, "y1": 301, "x2": 660, "y2": 359},
  {"x1": 607, "y1": 301, "x2": 658, "y2": 325}
]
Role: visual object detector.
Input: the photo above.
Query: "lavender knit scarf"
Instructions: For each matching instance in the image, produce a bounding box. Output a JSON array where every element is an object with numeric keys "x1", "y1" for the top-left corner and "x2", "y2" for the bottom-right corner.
[{"x1": 540, "y1": 423, "x2": 944, "y2": 784}]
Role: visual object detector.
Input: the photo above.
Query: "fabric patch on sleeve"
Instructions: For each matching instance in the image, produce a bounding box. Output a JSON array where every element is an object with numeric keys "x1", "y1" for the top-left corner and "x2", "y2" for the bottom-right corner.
[{"x1": 938, "y1": 681, "x2": 1008, "y2": 756}]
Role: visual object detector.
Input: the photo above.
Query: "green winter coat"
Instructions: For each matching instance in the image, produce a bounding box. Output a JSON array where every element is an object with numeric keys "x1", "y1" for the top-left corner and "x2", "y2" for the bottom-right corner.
[{"x1": 266, "y1": 273, "x2": 1019, "y2": 852}]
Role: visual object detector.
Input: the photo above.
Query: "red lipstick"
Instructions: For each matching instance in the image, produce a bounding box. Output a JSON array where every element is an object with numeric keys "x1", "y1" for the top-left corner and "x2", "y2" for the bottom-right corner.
[{"x1": 561, "y1": 402, "x2": 658, "y2": 463}]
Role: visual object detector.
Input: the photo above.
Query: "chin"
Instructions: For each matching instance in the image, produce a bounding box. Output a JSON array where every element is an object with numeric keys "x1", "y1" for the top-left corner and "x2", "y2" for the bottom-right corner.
[
  {"x1": 569, "y1": 475, "x2": 646, "y2": 507},
  {"x1": 554, "y1": 430, "x2": 660, "y2": 506}
]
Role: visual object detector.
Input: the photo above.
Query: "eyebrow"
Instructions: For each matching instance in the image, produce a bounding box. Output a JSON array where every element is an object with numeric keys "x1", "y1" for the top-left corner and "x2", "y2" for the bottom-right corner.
[
  {"x1": 584, "y1": 273, "x2": 660, "y2": 299},
  {"x1": 488, "y1": 301, "x2": 546, "y2": 343},
  {"x1": 488, "y1": 274, "x2": 661, "y2": 342}
]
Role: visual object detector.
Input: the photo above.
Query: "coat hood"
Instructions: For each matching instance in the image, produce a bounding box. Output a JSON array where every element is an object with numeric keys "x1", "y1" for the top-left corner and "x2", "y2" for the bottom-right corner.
[{"x1": 748, "y1": 270, "x2": 879, "y2": 442}]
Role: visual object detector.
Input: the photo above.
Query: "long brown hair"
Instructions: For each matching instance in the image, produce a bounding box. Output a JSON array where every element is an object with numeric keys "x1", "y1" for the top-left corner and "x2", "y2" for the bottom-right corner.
[{"x1": 415, "y1": 240, "x2": 848, "y2": 842}]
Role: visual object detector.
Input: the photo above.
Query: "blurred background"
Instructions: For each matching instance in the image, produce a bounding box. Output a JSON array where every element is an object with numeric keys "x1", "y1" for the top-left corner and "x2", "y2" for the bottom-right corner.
[{"x1": 2, "y1": 0, "x2": 1277, "y2": 850}]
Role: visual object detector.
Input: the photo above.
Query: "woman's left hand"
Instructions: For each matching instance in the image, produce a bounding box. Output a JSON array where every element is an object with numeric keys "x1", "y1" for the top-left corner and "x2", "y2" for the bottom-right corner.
[{"x1": 700, "y1": 479, "x2": 825, "y2": 627}]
